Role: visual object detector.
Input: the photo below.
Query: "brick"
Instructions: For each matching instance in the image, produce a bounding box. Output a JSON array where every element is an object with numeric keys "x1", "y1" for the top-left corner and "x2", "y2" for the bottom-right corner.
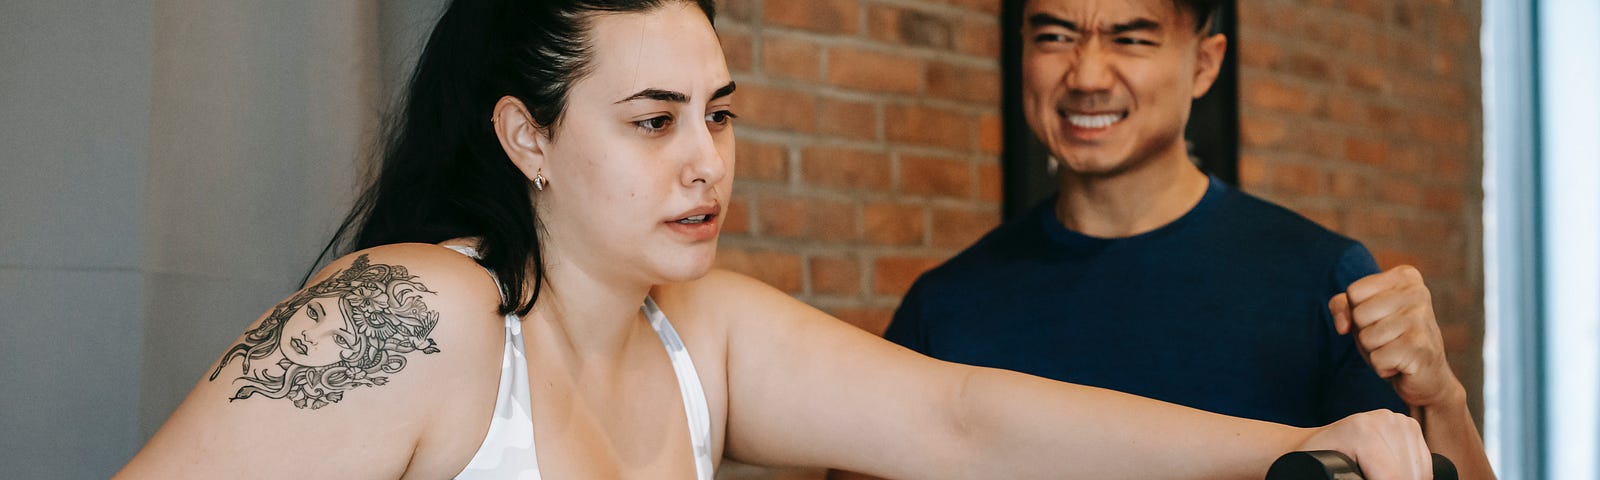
[
  {"x1": 810, "y1": 255, "x2": 861, "y2": 295},
  {"x1": 1285, "y1": 52, "x2": 1333, "y2": 80},
  {"x1": 801, "y1": 147, "x2": 892, "y2": 192},
  {"x1": 1328, "y1": 170, "x2": 1367, "y2": 200},
  {"x1": 863, "y1": 202, "x2": 925, "y2": 246},
  {"x1": 762, "y1": 35, "x2": 821, "y2": 82},
  {"x1": 1243, "y1": 77, "x2": 1321, "y2": 116},
  {"x1": 1238, "y1": 40, "x2": 1282, "y2": 69},
  {"x1": 1345, "y1": 64, "x2": 1392, "y2": 92},
  {"x1": 1375, "y1": 177, "x2": 1426, "y2": 208},
  {"x1": 764, "y1": 0, "x2": 859, "y2": 34},
  {"x1": 719, "y1": 31, "x2": 754, "y2": 73},
  {"x1": 1239, "y1": 115, "x2": 1288, "y2": 148},
  {"x1": 817, "y1": 98, "x2": 879, "y2": 140},
  {"x1": 1327, "y1": 97, "x2": 1370, "y2": 125},
  {"x1": 937, "y1": 0, "x2": 1001, "y2": 15},
  {"x1": 718, "y1": 0, "x2": 757, "y2": 23},
  {"x1": 931, "y1": 207, "x2": 997, "y2": 248},
  {"x1": 757, "y1": 196, "x2": 858, "y2": 242},
  {"x1": 978, "y1": 113, "x2": 1003, "y2": 154},
  {"x1": 830, "y1": 307, "x2": 895, "y2": 336},
  {"x1": 1239, "y1": 156, "x2": 1324, "y2": 196},
  {"x1": 868, "y1": 6, "x2": 954, "y2": 50},
  {"x1": 723, "y1": 196, "x2": 751, "y2": 234},
  {"x1": 1424, "y1": 186, "x2": 1464, "y2": 212},
  {"x1": 873, "y1": 256, "x2": 944, "y2": 295},
  {"x1": 827, "y1": 47, "x2": 924, "y2": 95},
  {"x1": 737, "y1": 84, "x2": 817, "y2": 133},
  {"x1": 977, "y1": 162, "x2": 1002, "y2": 202},
  {"x1": 886, "y1": 104, "x2": 973, "y2": 150},
  {"x1": 735, "y1": 139, "x2": 788, "y2": 182},
  {"x1": 899, "y1": 154, "x2": 972, "y2": 197},
  {"x1": 1344, "y1": 137, "x2": 1390, "y2": 166},
  {"x1": 954, "y1": 20, "x2": 1002, "y2": 58},
  {"x1": 715, "y1": 248, "x2": 803, "y2": 293},
  {"x1": 926, "y1": 62, "x2": 1000, "y2": 105}
]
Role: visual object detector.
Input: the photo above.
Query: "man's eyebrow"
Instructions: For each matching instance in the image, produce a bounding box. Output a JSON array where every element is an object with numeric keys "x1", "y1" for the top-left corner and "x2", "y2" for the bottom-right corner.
[
  {"x1": 616, "y1": 88, "x2": 688, "y2": 104},
  {"x1": 1027, "y1": 13, "x2": 1080, "y2": 32},
  {"x1": 1108, "y1": 18, "x2": 1162, "y2": 34}
]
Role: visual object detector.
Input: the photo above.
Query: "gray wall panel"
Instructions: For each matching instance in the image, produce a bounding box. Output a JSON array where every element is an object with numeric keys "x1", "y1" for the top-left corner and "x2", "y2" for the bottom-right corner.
[
  {"x1": 0, "y1": 1, "x2": 152, "y2": 270},
  {"x1": 0, "y1": 268, "x2": 144, "y2": 479}
]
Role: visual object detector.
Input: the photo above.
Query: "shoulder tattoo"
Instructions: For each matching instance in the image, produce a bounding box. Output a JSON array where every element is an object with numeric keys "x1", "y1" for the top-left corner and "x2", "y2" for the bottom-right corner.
[{"x1": 208, "y1": 254, "x2": 443, "y2": 409}]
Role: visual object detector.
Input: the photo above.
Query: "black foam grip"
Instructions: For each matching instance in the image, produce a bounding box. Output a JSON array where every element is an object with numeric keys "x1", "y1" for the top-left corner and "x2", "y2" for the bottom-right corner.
[{"x1": 1265, "y1": 450, "x2": 1457, "y2": 480}]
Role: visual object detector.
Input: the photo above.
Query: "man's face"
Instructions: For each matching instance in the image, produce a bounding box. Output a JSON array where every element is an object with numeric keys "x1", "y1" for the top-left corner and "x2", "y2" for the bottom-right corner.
[{"x1": 1021, "y1": 0, "x2": 1224, "y2": 176}]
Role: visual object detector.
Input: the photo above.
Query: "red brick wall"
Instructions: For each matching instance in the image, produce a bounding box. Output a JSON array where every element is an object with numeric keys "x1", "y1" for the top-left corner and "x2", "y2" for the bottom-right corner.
[
  {"x1": 714, "y1": 0, "x2": 1004, "y2": 338},
  {"x1": 1235, "y1": 0, "x2": 1486, "y2": 419}
]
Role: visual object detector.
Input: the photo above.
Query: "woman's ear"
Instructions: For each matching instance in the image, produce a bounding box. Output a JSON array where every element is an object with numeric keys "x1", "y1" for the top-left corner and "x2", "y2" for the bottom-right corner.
[{"x1": 491, "y1": 96, "x2": 548, "y2": 181}]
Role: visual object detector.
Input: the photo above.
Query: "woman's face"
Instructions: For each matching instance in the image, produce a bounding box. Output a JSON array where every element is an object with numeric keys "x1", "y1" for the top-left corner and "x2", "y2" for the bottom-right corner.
[
  {"x1": 278, "y1": 296, "x2": 358, "y2": 367},
  {"x1": 536, "y1": 3, "x2": 735, "y2": 286}
]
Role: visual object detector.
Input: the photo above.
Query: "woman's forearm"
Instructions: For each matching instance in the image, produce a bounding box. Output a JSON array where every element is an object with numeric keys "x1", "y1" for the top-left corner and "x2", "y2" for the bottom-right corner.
[{"x1": 947, "y1": 367, "x2": 1311, "y2": 479}]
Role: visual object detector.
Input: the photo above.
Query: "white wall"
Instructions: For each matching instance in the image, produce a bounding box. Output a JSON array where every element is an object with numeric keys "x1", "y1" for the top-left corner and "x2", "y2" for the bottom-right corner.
[{"x1": 0, "y1": 1, "x2": 443, "y2": 477}]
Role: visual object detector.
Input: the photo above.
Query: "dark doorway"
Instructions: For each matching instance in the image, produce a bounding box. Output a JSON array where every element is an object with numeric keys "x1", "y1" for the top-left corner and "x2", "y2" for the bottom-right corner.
[{"x1": 999, "y1": 0, "x2": 1241, "y2": 221}]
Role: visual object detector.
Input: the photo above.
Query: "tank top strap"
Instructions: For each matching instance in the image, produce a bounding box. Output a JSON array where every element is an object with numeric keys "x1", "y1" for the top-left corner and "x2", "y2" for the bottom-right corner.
[
  {"x1": 441, "y1": 244, "x2": 512, "y2": 305},
  {"x1": 447, "y1": 243, "x2": 539, "y2": 479},
  {"x1": 641, "y1": 296, "x2": 715, "y2": 480}
]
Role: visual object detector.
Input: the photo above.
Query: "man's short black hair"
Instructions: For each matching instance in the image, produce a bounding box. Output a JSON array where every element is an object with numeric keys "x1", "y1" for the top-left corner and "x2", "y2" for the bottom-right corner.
[
  {"x1": 1177, "y1": 0, "x2": 1225, "y2": 34},
  {"x1": 1023, "y1": 0, "x2": 1225, "y2": 34}
]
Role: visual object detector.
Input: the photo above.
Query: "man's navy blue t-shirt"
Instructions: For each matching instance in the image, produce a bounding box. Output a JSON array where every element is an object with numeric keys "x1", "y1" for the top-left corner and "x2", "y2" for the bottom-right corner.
[{"x1": 885, "y1": 177, "x2": 1406, "y2": 427}]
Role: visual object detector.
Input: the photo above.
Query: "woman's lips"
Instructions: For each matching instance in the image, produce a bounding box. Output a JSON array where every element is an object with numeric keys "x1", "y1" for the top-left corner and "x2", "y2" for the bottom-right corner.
[{"x1": 664, "y1": 214, "x2": 719, "y2": 242}]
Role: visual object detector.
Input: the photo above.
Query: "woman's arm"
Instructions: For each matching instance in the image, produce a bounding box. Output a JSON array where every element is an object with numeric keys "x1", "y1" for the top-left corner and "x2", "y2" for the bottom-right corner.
[
  {"x1": 116, "y1": 244, "x2": 505, "y2": 479},
  {"x1": 699, "y1": 270, "x2": 1431, "y2": 479}
]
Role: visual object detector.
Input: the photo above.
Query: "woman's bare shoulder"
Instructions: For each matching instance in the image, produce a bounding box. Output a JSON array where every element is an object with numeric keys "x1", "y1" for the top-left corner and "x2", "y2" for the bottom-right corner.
[
  {"x1": 117, "y1": 242, "x2": 507, "y2": 478},
  {"x1": 653, "y1": 268, "x2": 816, "y2": 327}
]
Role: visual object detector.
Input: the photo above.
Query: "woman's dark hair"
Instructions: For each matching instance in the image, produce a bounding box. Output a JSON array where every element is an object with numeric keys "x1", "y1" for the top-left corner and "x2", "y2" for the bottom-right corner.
[{"x1": 312, "y1": 0, "x2": 717, "y2": 316}]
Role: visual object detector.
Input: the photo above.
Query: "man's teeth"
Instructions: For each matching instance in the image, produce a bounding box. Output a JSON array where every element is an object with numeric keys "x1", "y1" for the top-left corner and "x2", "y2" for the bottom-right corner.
[
  {"x1": 677, "y1": 215, "x2": 709, "y2": 224},
  {"x1": 1066, "y1": 113, "x2": 1124, "y2": 129}
]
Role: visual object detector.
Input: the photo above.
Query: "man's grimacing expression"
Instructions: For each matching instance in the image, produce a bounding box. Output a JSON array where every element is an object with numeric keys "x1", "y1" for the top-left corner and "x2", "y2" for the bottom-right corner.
[{"x1": 1021, "y1": 0, "x2": 1225, "y2": 176}]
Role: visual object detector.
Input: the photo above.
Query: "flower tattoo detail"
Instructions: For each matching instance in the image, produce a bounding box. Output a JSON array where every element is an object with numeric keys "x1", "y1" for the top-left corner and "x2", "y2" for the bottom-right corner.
[{"x1": 208, "y1": 255, "x2": 442, "y2": 409}]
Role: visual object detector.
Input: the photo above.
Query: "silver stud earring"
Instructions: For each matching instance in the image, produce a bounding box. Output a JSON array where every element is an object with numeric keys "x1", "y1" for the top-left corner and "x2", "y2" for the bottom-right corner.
[{"x1": 533, "y1": 172, "x2": 546, "y2": 192}]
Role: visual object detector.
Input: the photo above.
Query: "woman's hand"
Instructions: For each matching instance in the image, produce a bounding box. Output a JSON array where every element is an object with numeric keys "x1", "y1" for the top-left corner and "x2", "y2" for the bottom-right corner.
[{"x1": 1298, "y1": 410, "x2": 1431, "y2": 480}]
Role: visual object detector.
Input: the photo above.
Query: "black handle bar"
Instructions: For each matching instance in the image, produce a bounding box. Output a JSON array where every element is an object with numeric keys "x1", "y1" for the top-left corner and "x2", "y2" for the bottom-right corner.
[{"x1": 1265, "y1": 450, "x2": 1457, "y2": 480}]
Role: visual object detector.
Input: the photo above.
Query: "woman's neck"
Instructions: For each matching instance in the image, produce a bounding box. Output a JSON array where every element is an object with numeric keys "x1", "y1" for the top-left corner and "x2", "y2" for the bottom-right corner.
[{"x1": 525, "y1": 251, "x2": 655, "y2": 363}]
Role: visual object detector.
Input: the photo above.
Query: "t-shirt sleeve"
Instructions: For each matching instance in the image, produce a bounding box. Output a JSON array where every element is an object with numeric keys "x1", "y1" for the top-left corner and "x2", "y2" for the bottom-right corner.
[
  {"x1": 1319, "y1": 242, "x2": 1410, "y2": 421},
  {"x1": 883, "y1": 280, "x2": 929, "y2": 354}
]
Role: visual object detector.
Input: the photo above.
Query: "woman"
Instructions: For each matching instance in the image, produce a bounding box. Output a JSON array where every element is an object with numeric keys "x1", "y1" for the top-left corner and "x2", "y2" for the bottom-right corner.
[{"x1": 118, "y1": 1, "x2": 1433, "y2": 478}]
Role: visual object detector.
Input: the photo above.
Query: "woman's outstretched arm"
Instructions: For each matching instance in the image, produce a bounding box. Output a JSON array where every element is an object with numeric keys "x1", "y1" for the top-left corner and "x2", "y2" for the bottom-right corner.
[{"x1": 690, "y1": 270, "x2": 1431, "y2": 480}]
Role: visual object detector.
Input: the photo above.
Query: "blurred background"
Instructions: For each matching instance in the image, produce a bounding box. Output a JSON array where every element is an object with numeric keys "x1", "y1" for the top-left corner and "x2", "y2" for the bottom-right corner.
[{"x1": 0, "y1": 0, "x2": 1593, "y2": 479}]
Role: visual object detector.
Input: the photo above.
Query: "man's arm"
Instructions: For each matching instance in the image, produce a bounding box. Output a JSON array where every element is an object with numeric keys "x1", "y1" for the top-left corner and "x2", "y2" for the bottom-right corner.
[{"x1": 1330, "y1": 265, "x2": 1496, "y2": 480}]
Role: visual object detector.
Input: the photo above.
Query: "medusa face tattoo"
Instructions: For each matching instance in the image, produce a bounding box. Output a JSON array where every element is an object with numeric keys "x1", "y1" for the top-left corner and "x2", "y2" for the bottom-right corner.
[{"x1": 208, "y1": 255, "x2": 441, "y2": 409}]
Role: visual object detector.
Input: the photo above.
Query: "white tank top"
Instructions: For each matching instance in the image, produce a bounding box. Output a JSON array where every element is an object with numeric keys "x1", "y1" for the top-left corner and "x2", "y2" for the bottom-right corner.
[{"x1": 444, "y1": 245, "x2": 715, "y2": 479}]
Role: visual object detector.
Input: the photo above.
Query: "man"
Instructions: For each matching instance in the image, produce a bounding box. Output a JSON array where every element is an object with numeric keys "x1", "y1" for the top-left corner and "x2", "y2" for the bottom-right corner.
[{"x1": 837, "y1": 0, "x2": 1492, "y2": 478}]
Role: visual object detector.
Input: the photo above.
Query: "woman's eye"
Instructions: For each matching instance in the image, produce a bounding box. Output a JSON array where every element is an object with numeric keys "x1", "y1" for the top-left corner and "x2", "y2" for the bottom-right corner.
[
  {"x1": 307, "y1": 305, "x2": 320, "y2": 321},
  {"x1": 636, "y1": 115, "x2": 673, "y2": 133},
  {"x1": 706, "y1": 110, "x2": 738, "y2": 125}
]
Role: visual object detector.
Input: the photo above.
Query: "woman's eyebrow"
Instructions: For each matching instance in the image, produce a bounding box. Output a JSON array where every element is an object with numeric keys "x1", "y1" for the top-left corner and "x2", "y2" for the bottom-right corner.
[
  {"x1": 616, "y1": 88, "x2": 688, "y2": 104},
  {"x1": 710, "y1": 81, "x2": 737, "y2": 101},
  {"x1": 616, "y1": 81, "x2": 737, "y2": 104}
]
